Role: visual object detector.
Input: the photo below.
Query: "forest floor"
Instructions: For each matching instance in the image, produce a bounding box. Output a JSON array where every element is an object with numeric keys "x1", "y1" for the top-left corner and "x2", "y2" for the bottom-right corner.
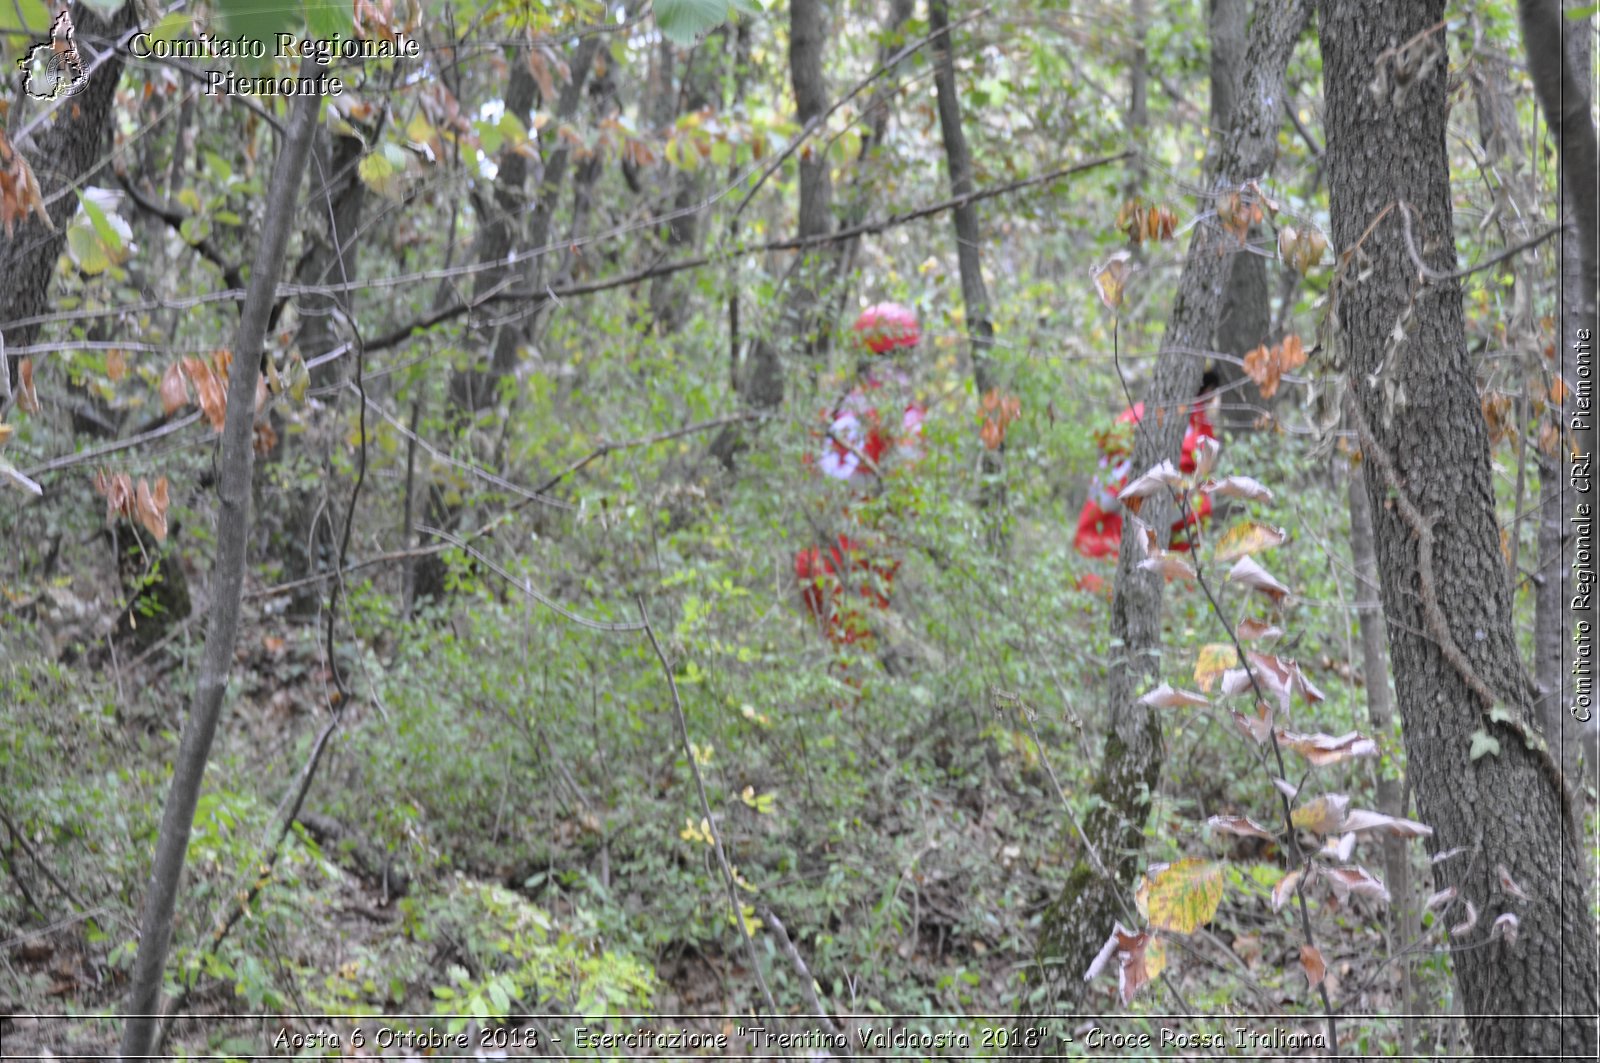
[{"x1": 2, "y1": 521, "x2": 1586, "y2": 1059}]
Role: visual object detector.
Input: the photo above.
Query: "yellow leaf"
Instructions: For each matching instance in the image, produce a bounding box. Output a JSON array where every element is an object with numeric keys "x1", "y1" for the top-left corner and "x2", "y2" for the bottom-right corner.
[
  {"x1": 1194, "y1": 644, "x2": 1240, "y2": 692},
  {"x1": 1214, "y1": 520, "x2": 1288, "y2": 563},
  {"x1": 1292, "y1": 794, "x2": 1350, "y2": 835},
  {"x1": 1093, "y1": 251, "x2": 1135, "y2": 312},
  {"x1": 1145, "y1": 936, "x2": 1168, "y2": 982},
  {"x1": 1139, "y1": 859, "x2": 1224, "y2": 935}
]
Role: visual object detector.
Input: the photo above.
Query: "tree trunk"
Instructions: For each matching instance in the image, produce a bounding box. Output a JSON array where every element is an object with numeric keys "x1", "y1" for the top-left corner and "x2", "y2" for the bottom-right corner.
[
  {"x1": 1534, "y1": 0, "x2": 1598, "y2": 779},
  {"x1": 649, "y1": 35, "x2": 722, "y2": 331},
  {"x1": 414, "y1": 37, "x2": 600, "y2": 603},
  {"x1": 445, "y1": 61, "x2": 540, "y2": 416},
  {"x1": 299, "y1": 128, "x2": 369, "y2": 391},
  {"x1": 1519, "y1": 0, "x2": 1598, "y2": 318},
  {"x1": 1319, "y1": 0, "x2": 1598, "y2": 1054},
  {"x1": 1208, "y1": 0, "x2": 1271, "y2": 428},
  {"x1": 280, "y1": 125, "x2": 369, "y2": 614},
  {"x1": 1346, "y1": 457, "x2": 1415, "y2": 1055},
  {"x1": 1125, "y1": 0, "x2": 1149, "y2": 196},
  {"x1": 511, "y1": 33, "x2": 605, "y2": 367},
  {"x1": 447, "y1": 34, "x2": 602, "y2": 415},
  {"x1": 740, "y1": 0, "x2": 833, "y2": 414},
  {"x1": 119, "y1": 71, "x2": 323, "y2": 1061},
  {"x1": 827, "y1": 0, "x2": 912, "y2": 323},
  {"x1": 1, "y1": 4, "x2": 134, "y2": 385},
  {"x1": 929, "y1": 0, "x2": 1005, "y2": 539},
  {"x1": 1034, "y1": 0, "x2": 1310, "y2": 1013}
]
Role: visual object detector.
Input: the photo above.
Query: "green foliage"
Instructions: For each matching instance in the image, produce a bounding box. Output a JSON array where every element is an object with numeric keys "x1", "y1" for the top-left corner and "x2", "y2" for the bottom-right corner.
[
  {"x1": 0, "y1": 0, "x2": 1583, "y2": 1055},
  {"x1": 215, "y1": 0, "x2": 305, "y2": 44},
  {"x1": 425, "y1": 881, "x2": 654, "y2": 1030},
  {"x1": 653, "y1": 0, "x2": 753, "y2": 47}
]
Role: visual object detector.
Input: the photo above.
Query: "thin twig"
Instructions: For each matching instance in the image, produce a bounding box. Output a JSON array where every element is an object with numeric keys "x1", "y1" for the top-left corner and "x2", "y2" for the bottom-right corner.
[
  {"x1": 1110, "y1": 323, "x2": 1338, "y2": 1053},
  {"x1": 421, "y1": 526, "x2": 643, "y2": 632},
  {"x1": 760, "y1": 905, "x2": 840, "y2": 1034},
  {"x1": 21, "y1": 412, "x2": 202, "y2": 479},
  {"x1": 531, "y1": 411, "x2": 770, "y2": 494},
  {"x1": 0, "y1": 808, "x2": 91, "y2": 913},
  {"x1": 637, "y1": 596, "x2": 777, "y2": 1021},
  {"x1": 1345, "y1": 391, "x2": 1576, "y2": 833},
  {"x1": 355, "y1": 386, "x2": 575, "y2": 511},
  {"x1": 1397, "y1": 201, "x2": 1562, "y2": 284},
  {"x1": 729, "y1": 6, "x2": 991, "y2": 223}
]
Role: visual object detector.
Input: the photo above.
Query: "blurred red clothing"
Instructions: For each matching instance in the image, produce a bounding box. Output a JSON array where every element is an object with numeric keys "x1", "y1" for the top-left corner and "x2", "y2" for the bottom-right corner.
[
  {"x1": 1074, "y1": 402, "x2": 1215, "y2": 561},
  {"x1": 796, "y1": 303, "x2": 924, "y2": 645},
  {"x1": 794, "y1": 534, "x2": 901, "y2": 645},
  {"x1": 796, "y1": 375, "x2": 924, "y2": 644},
  {"x1": 812, "y1": 376, "x2": 926, "y2": 482}
]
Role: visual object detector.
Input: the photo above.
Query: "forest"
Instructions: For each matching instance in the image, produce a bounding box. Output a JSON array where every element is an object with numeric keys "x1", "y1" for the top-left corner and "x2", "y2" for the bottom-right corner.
[{"x1": 0, "y1": 0, "x2": 1596, "y2": 1058}]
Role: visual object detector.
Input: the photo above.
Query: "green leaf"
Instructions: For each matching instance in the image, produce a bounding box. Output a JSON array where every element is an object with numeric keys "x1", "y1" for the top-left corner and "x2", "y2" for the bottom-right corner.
[
  {"x1": 68, "y1": 195, "x2": 131, "y2": 274},
  {"x1": 497, "y1": 112, "x2": 528, "y2": 145},
  {"x1": 1469, "y1": 730, "x2": 1501, "y2": 760},
  {"x1": 147, "y1": 11, "x2": 192, "y2": 42},
  {"x1": 0, "y1": 0, "x2": 50, "y2": 37},
  {"x1": 1567, "y1": 3, "x2": 1598, "y2": 18},
  {"x1": 474, "y1": 120, "x2": 504, "y2": 155},
  {"x1": 77, "y1": 193, "x2": 123, "y2": 252},
  {"x1": 204, "y1": 151, "x2": 234, "y2": 183},
  {"x1": 359, "y1": 152, "x2": 399, "y2": 198},
  {"x1": 217, "y1": 0, "x2": 302, "y2": 45},
  {"x1": 654, "y1": 0, "x2": 729, "y2": 46},
  {"x1": 305, "y1": 0, "x2": 352, "y2": 39},
  {"x1": 179, "y1": 215, "x2": 212, "y2": 246}
]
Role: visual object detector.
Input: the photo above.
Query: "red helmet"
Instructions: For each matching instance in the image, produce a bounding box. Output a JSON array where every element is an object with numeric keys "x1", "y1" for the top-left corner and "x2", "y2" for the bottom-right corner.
[{"x1": 852, "y1": 302, "x2": 920, "y2": 354}]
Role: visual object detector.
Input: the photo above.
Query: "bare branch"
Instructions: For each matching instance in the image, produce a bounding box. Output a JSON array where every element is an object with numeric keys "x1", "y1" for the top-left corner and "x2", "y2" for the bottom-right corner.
[{"x1": 637, "y1": 596, "x2": 777, "y2": 1020}]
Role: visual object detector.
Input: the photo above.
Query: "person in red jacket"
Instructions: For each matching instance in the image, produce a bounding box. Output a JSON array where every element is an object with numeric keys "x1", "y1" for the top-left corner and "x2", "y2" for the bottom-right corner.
[
  {"x1": 796, "y1": 303, "x2": 925, "y2": 646},
  {"x1": 1074, "y1": 370, "x2": 1219, "y2": 587}
]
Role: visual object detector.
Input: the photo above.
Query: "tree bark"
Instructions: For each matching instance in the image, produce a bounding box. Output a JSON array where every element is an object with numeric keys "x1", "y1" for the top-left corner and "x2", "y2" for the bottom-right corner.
[
  {"x1": 280, "y1": 125, "x2": 369, "y2": 613},
  {"x1": 1034, "y1": 0, "x2": 1310, "y2": 1013},
  {"x1": 740, "y1": 0, "x2": 833, "y2": 414},
  {"x1": 1319, "y1": 0, "x2": 1598, "y2": 1054},
  {"x1": 1208, "y1": 0, "x2": 1271, "y2": 428},
  {"x1": 1125, "y1": 0, "x2": 1149, "y2": 196},
  {"x1": 1, "y1": 3, "x2": 135, "y2": 385},
  {"x1": 649, "y1": 34, "x2": 722, "y2": 330},
  {"x1": 447, "y1": 34, "x2": 603, "y2": 415},
  {"x1": 930, "y1": 0, "x2": 1005, "y2": 537},
  {"x1": 826, "y1": 0, "x2": 912, "y2": 321},
  {"x1": 118, "y1": 73, "x2": 323, "y2": 1062},
  {"x1": 414, "y1": 37, "x2": 600, "y2": 603},
  {"x1": 1533, "y1": 0, "x2": 1598, "y2": 778}
]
